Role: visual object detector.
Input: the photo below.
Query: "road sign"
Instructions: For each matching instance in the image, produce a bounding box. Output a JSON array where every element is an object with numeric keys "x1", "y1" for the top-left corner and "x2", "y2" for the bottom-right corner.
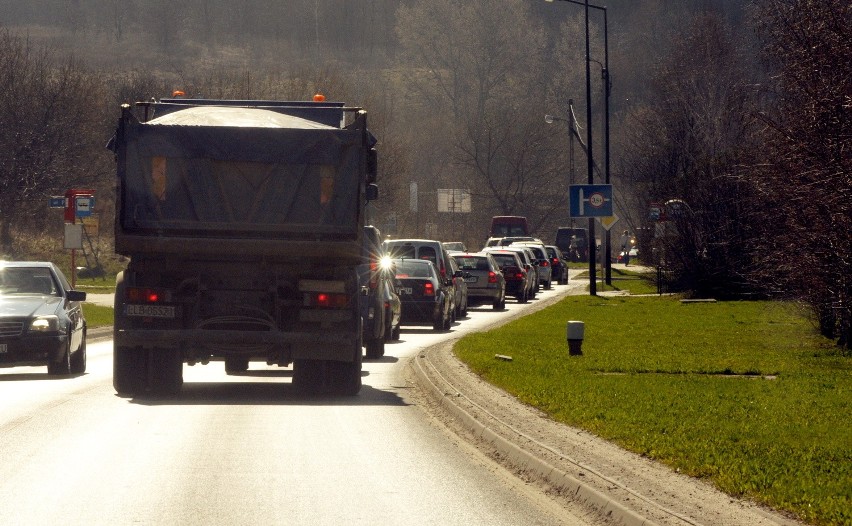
[
  {"x1": 75, "y1": 196, "x2": 94, "y2": 217},
  {"x1": 49, "y1": 197, "x2": 66, "y2": 208},
  {"x1": 598, "y1": 214, "x2": 619, "y2": 231},
  {"x1": 569, "y1": 184, "x2": 613, "y2": 217}
]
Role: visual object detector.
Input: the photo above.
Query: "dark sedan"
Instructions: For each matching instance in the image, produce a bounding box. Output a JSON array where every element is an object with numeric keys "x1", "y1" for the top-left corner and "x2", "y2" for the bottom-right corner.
[
  {"x1": 392, "y1": 259, "x2": 453, "y2": 331},
  {"x1": 0, "y1": 261, "x2": 87, "y2": 375}
]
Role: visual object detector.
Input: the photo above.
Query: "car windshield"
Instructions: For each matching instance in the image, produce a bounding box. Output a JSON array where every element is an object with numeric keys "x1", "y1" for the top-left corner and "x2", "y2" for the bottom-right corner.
[{"x1": 0, "y1": 267, "x2": 58, "y2": 296}]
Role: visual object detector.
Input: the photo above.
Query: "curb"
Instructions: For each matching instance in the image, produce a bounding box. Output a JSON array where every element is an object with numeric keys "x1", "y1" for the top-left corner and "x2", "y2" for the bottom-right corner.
[{"x1": 410, "y1": 349, "x2": 656, "y2": 526}]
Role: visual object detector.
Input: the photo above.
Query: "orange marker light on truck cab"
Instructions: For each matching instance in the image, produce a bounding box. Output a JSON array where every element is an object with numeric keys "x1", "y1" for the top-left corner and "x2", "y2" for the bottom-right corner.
[{"x1": 313, "y1": 93, "x2": 326, "y2": 102}]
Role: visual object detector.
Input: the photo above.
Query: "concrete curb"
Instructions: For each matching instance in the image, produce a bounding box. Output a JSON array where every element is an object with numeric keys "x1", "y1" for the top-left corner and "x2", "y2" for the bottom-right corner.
[{"x1": 410, "y1": 350, "x2": 656, "y2": 526}]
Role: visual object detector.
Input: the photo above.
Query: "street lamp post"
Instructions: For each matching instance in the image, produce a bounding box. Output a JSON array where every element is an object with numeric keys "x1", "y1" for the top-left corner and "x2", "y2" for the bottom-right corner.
[{"x1": 545, "y1": 0, "x2": 610, "y2": 293}]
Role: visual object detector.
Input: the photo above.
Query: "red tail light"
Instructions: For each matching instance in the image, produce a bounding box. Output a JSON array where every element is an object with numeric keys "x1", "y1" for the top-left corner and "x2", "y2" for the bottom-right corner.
[
  {"x1": 423, "y1": 282, "x2": 435, "y2": 296},
  {"x1": 488, "y1": 271, "x2": 497, "y2": 283},
  {"x1": 305, "y1": 292, "x2": 350, "y2": 308},
  {"x1": 126, "y1": 287, "x2": 163, "y2": 303},
  {"x1": 541, "y1": 260, "x2": 549, "y2": 267},
  {"x1": 551, "y1": 257, "x2": 559, "y2": 265}
]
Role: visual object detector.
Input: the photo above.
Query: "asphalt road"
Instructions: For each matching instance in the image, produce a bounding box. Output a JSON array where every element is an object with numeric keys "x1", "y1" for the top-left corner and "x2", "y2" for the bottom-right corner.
[{"x1": 0, "y1": 282, "x2": 600, "y2": 526}]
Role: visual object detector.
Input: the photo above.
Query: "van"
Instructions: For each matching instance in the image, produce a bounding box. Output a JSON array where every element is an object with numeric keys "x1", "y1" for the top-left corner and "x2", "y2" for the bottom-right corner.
[
  {"x1": 555, "y1": 227, "x2": 589, "y2": 262},
  {"x1": 489, "y1": 216, "x2": 529, "y2": 238}
]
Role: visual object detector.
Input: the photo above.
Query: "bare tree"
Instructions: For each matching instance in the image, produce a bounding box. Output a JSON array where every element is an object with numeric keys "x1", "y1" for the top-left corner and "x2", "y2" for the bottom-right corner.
[
  {"x1": 0, "y1": 31, "x2": 102, "y2": 255},
  {"x1": 395, "y1": 0, "x2": 565, "y2": 240},
  {"x1": 619, "y1": 12, "x2": 763, "y2": 296},
  {"x1": 752, "y1": 0, "x2": 851, "y2": 348}
]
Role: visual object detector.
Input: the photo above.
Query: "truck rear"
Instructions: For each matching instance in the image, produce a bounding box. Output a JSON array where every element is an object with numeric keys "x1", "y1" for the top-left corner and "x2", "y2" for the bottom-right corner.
[{"x1": 108, "y1": 98, "x2": 377, "y2": 395}]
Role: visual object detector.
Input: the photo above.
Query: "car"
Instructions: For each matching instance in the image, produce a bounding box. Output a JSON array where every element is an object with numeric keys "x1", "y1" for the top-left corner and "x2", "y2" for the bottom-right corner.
[
  {"x1": 451, "y1": 252, "x2": 506, "y2": 310},
  {"x1": 545, "y1": 245, "x2": 569, "y2": 285},
  {"x1": 383, "y1": 238, "x2": 458, "y2": 317},
  {"x1": 510, "y1": 241, "x2": 553, "y2": 289},
  {"x1": 483, "y1": 249, "x2": 533, "y2": 303},
  {"x1": 502, "y1": 245, "x2": 540, "y2": 297},
  {"x1": 358, "y1": 226, "x2": 402, "y2": 360},
  {"x1": 0, "y1": 261, "x2": 87, "y2": 375},
  {"x1": 617, "y1": 247, "x2": 639, "y2": 264},
  {"x1": 392, "y1": 259, "x2": 454, "y2": 331},
  {"x1": 484, "y1": 235, "x2": 541, "y2": 248},
  {"x1": 447, "y1": 255, "x2": 469, "y2": 319},
  {"x1": 442, "y1": 241, "x2": 467, "y2": 252}
]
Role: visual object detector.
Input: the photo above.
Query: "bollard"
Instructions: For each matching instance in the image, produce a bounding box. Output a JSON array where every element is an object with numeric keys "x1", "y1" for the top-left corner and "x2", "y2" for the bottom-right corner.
[{"x1": 566, "y1": 321, "x2": 584, "y2": 356}]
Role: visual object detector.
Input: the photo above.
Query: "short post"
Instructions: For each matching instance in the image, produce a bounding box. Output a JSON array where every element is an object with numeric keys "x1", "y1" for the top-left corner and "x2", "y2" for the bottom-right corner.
[{"x1": 566, "y1": 321, "x2": 584, "y2": 356}]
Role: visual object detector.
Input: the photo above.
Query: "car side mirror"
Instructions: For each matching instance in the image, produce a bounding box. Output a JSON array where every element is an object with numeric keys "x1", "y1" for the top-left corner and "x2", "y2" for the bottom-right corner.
[{"x1": 66, "y1": 290, "x2": 87, "y2": 302}]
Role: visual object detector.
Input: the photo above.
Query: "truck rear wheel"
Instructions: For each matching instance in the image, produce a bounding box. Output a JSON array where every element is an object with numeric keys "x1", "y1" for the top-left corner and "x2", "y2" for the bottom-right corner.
[
  {"x1": 113, "y1": 346, "x2": 183, "y2": 396},
  {"x1": 225, "y1": 356, "x2": 249, "y2": 373},
  {"x1": 114, "y1": 345, "x2": 146, "y2": 395},
  {"x1": 365, "y1": 338, "x2": 384, "y2": 360}
]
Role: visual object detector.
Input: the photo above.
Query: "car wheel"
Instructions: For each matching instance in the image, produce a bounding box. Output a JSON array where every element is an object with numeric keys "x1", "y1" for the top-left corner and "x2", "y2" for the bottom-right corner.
[
  {"x1": 433, "y1": 313, "x2": 444, "y2": 331},
  {"x1": 443, "y1": 308, "x2": 452, "y2": 330},
  {"x1": 47, "y1": 336, "x2": 71, "y2": 376},
  {"x1": 225, "y1": 356, "x2": 249, "y2": 373},
  {"x1": 545, "y1": 279, "x2": 552, "y2": 290},
  {"x1": 70, "y1": 328, "x2": 87, "y2": 374},
  {"x1": 492, "y1": 297, "x2": 502, "y2": 310},
  {"x1": 391, "y1": 324, "x2": 401, "y2": 340}
]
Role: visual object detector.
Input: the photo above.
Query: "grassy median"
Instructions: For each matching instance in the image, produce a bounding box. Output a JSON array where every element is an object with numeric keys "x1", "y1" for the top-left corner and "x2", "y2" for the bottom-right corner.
[{"x1": 454, "y1": 295, "x2": 850, "y2": 525}]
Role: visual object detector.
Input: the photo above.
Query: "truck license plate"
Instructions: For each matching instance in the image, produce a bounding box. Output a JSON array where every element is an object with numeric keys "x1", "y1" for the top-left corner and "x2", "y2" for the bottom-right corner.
[
  {"x1": 125, "y1": 304, "x2": 176, "y2": 318},
  {"x1": 0, "y1": 344, "x2": 7, "y2": 353}
]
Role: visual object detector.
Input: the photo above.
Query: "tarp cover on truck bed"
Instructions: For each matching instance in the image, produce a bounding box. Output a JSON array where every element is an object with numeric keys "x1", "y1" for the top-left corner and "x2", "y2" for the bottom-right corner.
[{"x1": 116, "y1": 105, "x2": 365, "y2": 239}]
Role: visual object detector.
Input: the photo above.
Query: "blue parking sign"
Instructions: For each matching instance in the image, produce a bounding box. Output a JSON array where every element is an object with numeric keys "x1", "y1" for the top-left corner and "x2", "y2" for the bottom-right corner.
[{"x1": 569, "y1": 185, "x2": 613, "y2": 217}]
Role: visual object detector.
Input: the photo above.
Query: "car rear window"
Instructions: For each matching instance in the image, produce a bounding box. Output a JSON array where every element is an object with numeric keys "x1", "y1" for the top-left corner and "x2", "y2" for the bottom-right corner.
[
  {"x1": 454, "y1": 256, "x2": 489, "y2": 271},
  {"x1": 490, "y1": 254, "x2": 518, "y2": 268},
  {"x1": 394, "y1": 261, "x2": 434, "y2": 278}
]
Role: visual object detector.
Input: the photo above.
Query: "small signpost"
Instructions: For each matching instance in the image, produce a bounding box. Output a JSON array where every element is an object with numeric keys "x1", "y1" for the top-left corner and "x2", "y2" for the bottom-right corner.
[
  {"x1": 569, "y1": 184, "x2": 613, "y2": 218},
  {"x1": 50, "y1": 188, "x2": 95, "y2": 288}
]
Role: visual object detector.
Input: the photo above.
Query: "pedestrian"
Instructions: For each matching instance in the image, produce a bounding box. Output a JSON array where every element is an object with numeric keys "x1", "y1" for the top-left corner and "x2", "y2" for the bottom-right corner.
[
  {"x1": 569, "y1": 235, "x2": 579, "y2": 262},
  {"x1": 620, "y1": 230, "x2": 631, "y2": 266}
]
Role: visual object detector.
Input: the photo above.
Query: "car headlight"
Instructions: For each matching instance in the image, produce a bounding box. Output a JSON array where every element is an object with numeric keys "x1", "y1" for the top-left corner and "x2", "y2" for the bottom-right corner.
[{"x1": 30, "y1": 315, "x2": 59, "y2": 332}]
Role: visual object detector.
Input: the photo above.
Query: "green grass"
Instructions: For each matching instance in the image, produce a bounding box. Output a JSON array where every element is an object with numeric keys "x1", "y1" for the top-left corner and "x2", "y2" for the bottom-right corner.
[
  {"x1": 577, "y1": 266, "x2": 660, "y2": 295},
  {"x1": 82, "y1": 303, "x2": 114, "y2": 328},
  {"x1": 454, "y1": 296, "x2": 851, "y2": 526}
]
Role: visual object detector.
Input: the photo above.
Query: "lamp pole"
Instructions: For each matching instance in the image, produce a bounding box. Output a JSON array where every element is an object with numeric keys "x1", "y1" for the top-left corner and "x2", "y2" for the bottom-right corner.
[{"x1": 545, "y1": 0, "x2": 609, "y2": 293}]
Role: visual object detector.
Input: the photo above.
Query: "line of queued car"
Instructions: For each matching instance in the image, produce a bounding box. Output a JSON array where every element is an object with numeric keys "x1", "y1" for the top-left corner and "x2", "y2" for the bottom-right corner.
[{"x1": 360, "y1": 235, "x2": 571, "y2": 354}]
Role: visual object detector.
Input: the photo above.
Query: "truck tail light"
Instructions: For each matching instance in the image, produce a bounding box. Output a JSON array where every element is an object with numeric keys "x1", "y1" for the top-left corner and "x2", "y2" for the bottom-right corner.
[
  {"x1": 304, "y1": 292, "x2": 350, "y2": 309},
  {"x1": 126, "y1": 287, "x2": 165, "y2": 303}
]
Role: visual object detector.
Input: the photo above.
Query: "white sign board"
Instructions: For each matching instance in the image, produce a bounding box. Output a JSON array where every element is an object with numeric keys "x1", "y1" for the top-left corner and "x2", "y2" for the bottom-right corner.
[
  {"x1": 64, "y1": 223, "x2": 83, "y2": 249},
  {"x1": 437, "y1": 188, "x2": 471, "y2": 213}
]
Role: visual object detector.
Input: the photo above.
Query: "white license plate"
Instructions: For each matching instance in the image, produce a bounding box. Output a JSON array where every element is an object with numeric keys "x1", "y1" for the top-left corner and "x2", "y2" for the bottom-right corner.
[
  {"x1": 400, "y1": 287, "x2": 413, "y2": 295},
  {"x1": 464, "y1": 277, "x2": 477, "y2": 283},
  {"x1": 125, "y1": 304, "x2": 176, "y2": 318},
  {"x1": 0, "y1": 343, "x2": 6, "y2": 353}
]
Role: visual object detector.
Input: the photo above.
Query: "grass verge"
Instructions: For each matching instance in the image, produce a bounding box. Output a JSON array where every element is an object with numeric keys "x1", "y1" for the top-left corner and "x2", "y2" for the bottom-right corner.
[
  {"x1": 82, "y1": 303, "x2": 114, "y2": 328},
  {"x1": 454, "y1": 296, "x2": 851, "y2": 525}
]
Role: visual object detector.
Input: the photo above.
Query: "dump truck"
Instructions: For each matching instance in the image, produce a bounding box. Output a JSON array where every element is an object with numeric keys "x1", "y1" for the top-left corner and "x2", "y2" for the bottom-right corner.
[{"x1": 108, "y1": 97, "x2": 378, "y2": 395}]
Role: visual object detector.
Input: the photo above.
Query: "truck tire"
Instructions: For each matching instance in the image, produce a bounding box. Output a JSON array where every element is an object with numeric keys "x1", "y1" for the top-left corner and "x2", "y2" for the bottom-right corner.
[
  {"x1": 293, "y1": 359, "x2": 325, "y2": 394},
  {"x1": 114, "y1": 345, "x2": 146, "y2": 395},
  {"x1": 151, "y1": 349, "x2": 183, "y2": 395},
  {"x1": 329, "y1": 351, "x2": 362, "y2": 396},
  {"x1": 225, "y1": 356, "x2": 249, "y2": 373},
  {"x1": 365, "y1": 338, "x2": 384, "y2": 360}
]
